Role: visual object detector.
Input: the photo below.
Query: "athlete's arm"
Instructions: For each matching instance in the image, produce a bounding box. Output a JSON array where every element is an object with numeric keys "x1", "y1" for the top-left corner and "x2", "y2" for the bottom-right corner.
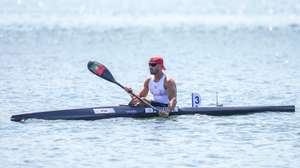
[
  {"x1": 158, "y1": 77, "x2": 177, "y2": 117},
  {"x1": 138, "y1": 78, "x2": 150, "y2": 98},
  {"x1": 166, "y1": 78, "x2": 177, "y2": 112},
  {"x1": 126, "y1": 78, "x2": 150, "y2": 106},
  {"x1": 124, "y1": 78, "x2": 150, "y2": 97}
]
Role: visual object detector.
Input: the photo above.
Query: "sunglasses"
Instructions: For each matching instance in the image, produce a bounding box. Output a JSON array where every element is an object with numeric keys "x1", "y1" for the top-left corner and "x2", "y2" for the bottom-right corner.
[{"x1": 149, "y1": 63, "x2": 158, "y2": 67}]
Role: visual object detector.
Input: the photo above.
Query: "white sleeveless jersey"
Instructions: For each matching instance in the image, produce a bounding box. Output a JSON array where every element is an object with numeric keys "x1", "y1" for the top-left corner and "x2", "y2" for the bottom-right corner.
[{"x1": 148, "y1": 75, "x2": 169, "y2": 104}]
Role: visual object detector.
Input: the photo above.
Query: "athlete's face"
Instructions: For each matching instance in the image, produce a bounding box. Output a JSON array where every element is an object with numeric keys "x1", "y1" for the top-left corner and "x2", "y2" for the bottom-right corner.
[{"x1": 149, "y1": 63, "x2": 161, "y2": 74}]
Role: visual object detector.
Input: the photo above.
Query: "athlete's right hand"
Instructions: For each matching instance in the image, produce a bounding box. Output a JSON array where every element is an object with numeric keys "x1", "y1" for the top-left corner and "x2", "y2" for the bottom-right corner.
[
  {"x1": 128, "y1": 97, "x2": 140, "y2": 106},
  {"x1": 124, "y1": 87, "x2": 133, "y2": 94}
]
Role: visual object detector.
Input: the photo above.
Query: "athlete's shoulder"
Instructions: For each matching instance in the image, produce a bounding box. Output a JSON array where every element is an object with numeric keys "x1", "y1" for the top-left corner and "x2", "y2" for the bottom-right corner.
[
  {"x1": 164, "y1": 75, "x2": 176, "y2": 85},
  {"x1": 144, "y1": 77, "x2": 151, "y2": 87},
  {"x1": 165, "y1": 75, "x2": 176, "y2": 82},
  {"x1": 145, "y1": 77, "x2": 152, "y2": 83}
]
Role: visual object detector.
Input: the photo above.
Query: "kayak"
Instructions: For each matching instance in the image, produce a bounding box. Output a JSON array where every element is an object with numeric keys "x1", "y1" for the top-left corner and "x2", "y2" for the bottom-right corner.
[
  {"x1": 11, "y1": 105, "x2": 295, "y2": 122},
  {"x1": 10, "y1": 61, "x2": 296, "y2": 122}
]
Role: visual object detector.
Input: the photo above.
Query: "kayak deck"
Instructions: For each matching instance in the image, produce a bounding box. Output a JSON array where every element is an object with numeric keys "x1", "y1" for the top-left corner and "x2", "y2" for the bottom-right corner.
[{"x1": 10, "y1": 105, "x2": 295, "y2": 122}]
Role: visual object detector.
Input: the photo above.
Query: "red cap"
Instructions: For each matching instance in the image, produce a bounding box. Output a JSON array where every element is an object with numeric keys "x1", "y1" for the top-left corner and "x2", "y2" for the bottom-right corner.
[{"x1": 149, "y1": 55, "x2": 166, "y2": 70}]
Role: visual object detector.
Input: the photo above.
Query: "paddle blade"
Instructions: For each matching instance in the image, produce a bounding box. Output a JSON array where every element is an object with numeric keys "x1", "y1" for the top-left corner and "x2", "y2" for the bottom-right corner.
[{"x1": 87, "y1": 61, "x2": 116, "y2": 83}]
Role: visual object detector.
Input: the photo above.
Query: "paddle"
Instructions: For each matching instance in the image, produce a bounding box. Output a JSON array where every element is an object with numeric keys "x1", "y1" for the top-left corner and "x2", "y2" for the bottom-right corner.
[{"x1": 87, "y1": 61, "x2": 159, "y2": 112}]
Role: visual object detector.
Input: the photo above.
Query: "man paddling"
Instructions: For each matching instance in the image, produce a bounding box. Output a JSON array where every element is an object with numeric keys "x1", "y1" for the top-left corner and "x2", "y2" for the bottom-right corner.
[{"x1": 125, "y1": 56, "x2": 177, "y2": 117}]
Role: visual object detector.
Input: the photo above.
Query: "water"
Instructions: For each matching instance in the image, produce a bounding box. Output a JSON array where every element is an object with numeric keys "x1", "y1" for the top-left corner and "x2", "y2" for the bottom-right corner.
[{"x1": 0, "y1": 0, "x2": 300, "y2": 167}]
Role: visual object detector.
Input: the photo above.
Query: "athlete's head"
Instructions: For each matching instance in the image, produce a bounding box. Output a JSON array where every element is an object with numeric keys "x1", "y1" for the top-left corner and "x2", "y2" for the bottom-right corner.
[{"x1": 148, "y1": 55, "x2": 166, "y2": 75}]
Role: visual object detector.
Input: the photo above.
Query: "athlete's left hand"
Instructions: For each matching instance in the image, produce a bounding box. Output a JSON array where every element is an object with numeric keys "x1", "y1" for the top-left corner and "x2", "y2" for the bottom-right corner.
[{"x1": 159, "y1": 111, "x2": 169, "y2": 117}]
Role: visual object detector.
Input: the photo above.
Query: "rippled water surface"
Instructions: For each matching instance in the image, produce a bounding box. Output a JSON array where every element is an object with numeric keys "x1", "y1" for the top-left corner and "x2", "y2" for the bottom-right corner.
[{"x1": 0, "y1": 1, "x2": 299, "y2": 168}]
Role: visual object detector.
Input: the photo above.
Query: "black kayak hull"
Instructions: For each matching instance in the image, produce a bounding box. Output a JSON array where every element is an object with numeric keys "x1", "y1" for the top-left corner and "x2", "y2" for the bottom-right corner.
[{"x1": 11, "y1": 105, "x2": 295, "y2": 122}]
